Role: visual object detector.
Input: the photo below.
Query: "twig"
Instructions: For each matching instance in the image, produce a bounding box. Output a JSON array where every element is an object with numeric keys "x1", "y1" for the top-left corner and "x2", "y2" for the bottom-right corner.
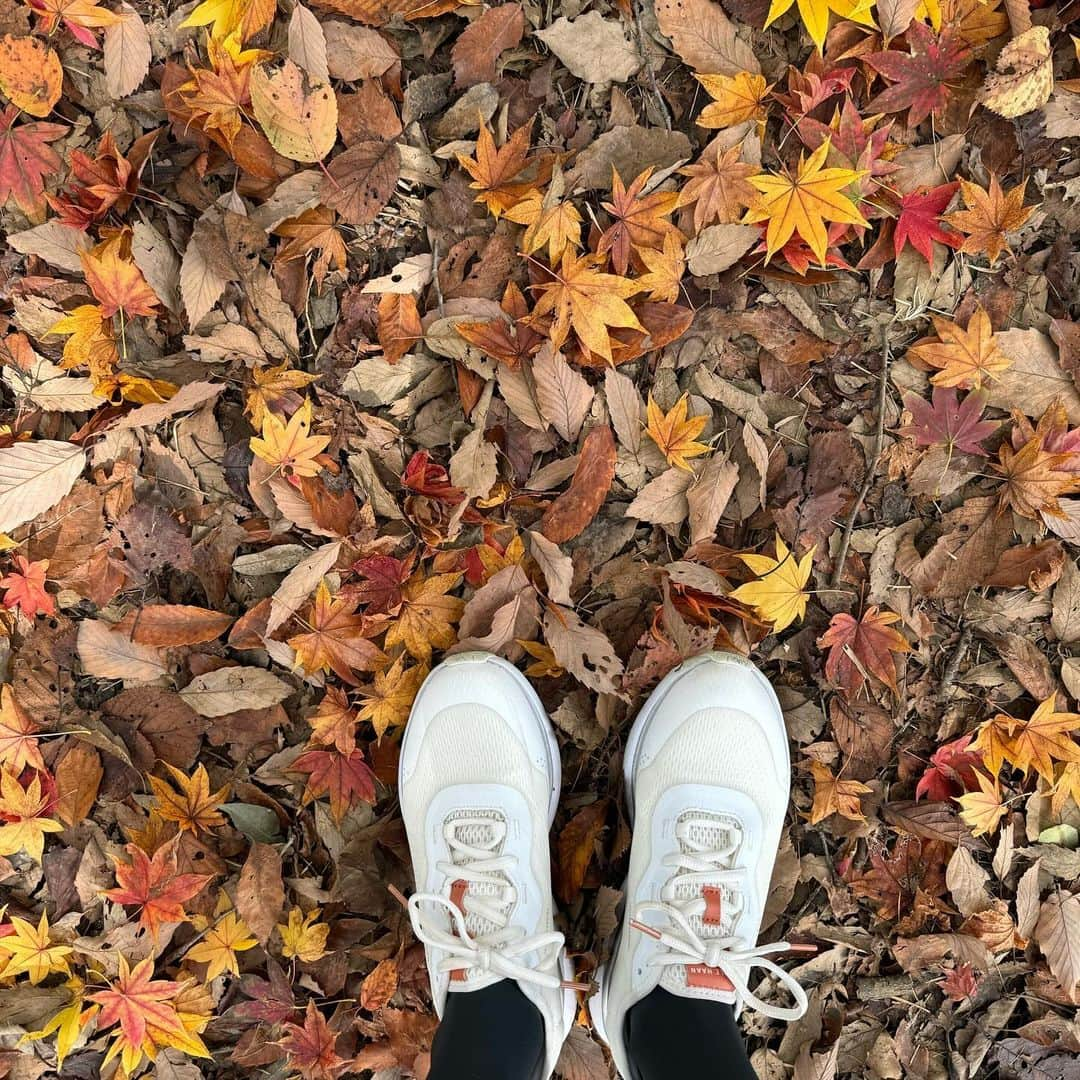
[
  {"x1": 631, "y1": 2, "x2": 671, "y2": 131},
  {"x1": 830, "y1": 325, "x2": 892, "y2": 589},
  {"x1": 939, "y1": 625, "x2": 973, "y2": 701}
]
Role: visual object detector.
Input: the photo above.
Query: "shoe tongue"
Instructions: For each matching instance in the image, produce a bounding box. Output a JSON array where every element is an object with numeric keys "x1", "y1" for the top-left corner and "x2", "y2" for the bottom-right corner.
[{"x1": 659, "y1": 812, "x2": 741, "y2": 1004}]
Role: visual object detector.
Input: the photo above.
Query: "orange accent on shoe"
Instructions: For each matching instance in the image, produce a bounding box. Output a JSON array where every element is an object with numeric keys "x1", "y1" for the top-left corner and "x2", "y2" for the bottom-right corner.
[
  {"x1": 702, "y1": 885, "x2": 723, "y2": 926},
  {"x1": 686, "y1": 964, "x2": 735, "y2": 992},
  {"x1": 449, "y1": 879, "x2": 468, "y2": 982}
]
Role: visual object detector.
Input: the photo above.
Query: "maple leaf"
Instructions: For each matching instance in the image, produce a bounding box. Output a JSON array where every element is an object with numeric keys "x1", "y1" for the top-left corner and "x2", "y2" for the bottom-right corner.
[
  {"x1": 849, "y1": 834, "x2": 949, "y2": 926},
  {"x1": 807, "y1": 760, "x2": 871, "y2": 824},
  {"x1": 48, "y1": 303, "x2": 118, "y2": 376},
  {"x1": 0, "y1": 555, "x2": 54, "y2": 617},
  {"x1": 528, "y1": 251, "x2": 643, "y2": 364},
  {"x1": 103, "y1": 840, "x2": 212, "y2": 938},
  {"x1": 348, "y1": 552, "x2": 415, "y2": 615},
  {"x1": 598, "y1": 168, "x2": 682, "y2": 276},
  {"x1": 307, "y1": 686, "x2": 358, "y2": 754},
  {"x1": 506, "y1": 188, "x2": 583, "y2": 264},
  {"x1": 289, "y1": 580, "x2": 387, "y2": 685},
  {"x1": 677, "y1": 142, "x2": 757, "y2": 232},
  {"x1": 940, "y1": 963, "x2": 980, "y2": 1002},
  {"x1": 764, "y1": 0, "x2": 875, "y2": 51},
  {"x1": 797, "y1": 98, "x2": 895, "y2": 199},
  {"x1": 148, "y1": 762, "x2": 230, "y2": 835},
  {"x1": 356, "y1": 654, "x2": 427, "y2": 738},
  {"x1": 235, "y1": 960, "x2": 297, "y2": 1024},
  {"x1": 0, "y1": 768, "x2": 62, "y2": 863},
  {"x1": 994, "y1": 436, "x2": 1080, "y2": 520},
  {"x1": 278, "y1": 906, "x2": 329, "y2": 962},
  {"x1": 916, "y1": 734, "x2": 984, "y2": 801},
  {"x1": 817, "y1": 605, "x2": 911, "y2": 695},
  {"x1": 292, "y1": 746, "x2": 376, "y2": 821},
  {"x1": 866, "y1": 23, "x2": 973, "y2": 128},
  {"x1": 384, "y1": 571, "x2": 465, "y2": 662},
  {"x1": 278, "y1": 1000, "x2": 347, "y2": 1080},
  {"x1": 0, "y1": 911, "x2": 71, "y2": 984},
  {"x1": 179, "y1": 36, "x2": 258, "y2": 154},
  {"x1": 0, "y1": 106, "x2": 65, "y2": 220},
  {"x1": 893, "y1": 183, "x2": 961, "y2": 262},
  {"x1": 456, "y1": 281, "x2": 545, "y2": 369},
  {"x1": 80, "y1": 245, "x2": 160, "y2": 320},
  {"x1": 955, "y1": 769, "x2": 1007, "y2": 836},
  {"x1": 901, "y1": 387, "x2": 996, "y2": 456},
  {"x1": 90, "y1": 956, "x2": 210, "y2": 1074},
  {"x1": 249, "y1": 398, "x2": 331, "y2": 482},
  {"x1": 909, "y1": 307, "x2": 1011, "y2": 390},
  {"x1": 730, "y1": 534, "x2": 815, "y2": 632},
  {"x1": 456, "y1": 120, "x2": 538, "y2": 219},
  {"x1": 743, "y1": 139, "x2": 867, "y2": 265},
  {"x1": 28, "y1": 0, "x2": 120, "y2": 45},
  {"x1": 27, "y1": 985, "x2": 98, "y2": 1068},
  {"x1": 695, "y1": 72, "x2": 771, "y2": 130},
  {"x1": 645, "y1": 394, "x2": 710, "y2": 471},
  {"x1": 636, "y1": 232, "x2": 686, "y2": 304},
  {"x1": 275, "y1": 207, "x2": 347, "y2": 290},
  {"x1": 245, "y1": 363, "x2": 318, "y2": 429},
  {"x1": 970, "y1": 712, "x2": 1017, "y2": 779},
  {"x1": 1051, "y1": 761, "x2": 1080, "y2": 818},
  {"x1": 996, "y1": 698, "x2": 1080, "y2": 784},
  {"x1": 185, "y1": 911, "x2": 258, "y2": 979},
  {"x1": 944, "y1": 175, "x2": 1035, "y2": 266},
  {"x1": 0, "y1": 685, "x2": 44, "y2": 774},
  {"x1": 181, "y1": 0, "x2": 274, "y2": 44}
]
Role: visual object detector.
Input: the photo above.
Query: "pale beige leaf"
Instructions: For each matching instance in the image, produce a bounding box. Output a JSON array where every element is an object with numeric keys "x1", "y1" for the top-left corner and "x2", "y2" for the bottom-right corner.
[
  {"x1": 111, "y1": 381, "x2": 224, "y2": 430},
  {"x1": 7, "y1": 222, "x2": 91, "y2": 273},
  {"x1": 179, "y1": 666, "x2": 293, "y2": 717},
  {"x1": 947, "y1": 845, "x2": 991, "y2": 918},
  {"x1": 533, "y1": 345, "x2": 594, "y2": 442},
  {"x1": 77, "y1": 620, "x2": 167, "y2": 684},
  {"x1": 535, "y1": 12, "x2": 641, "y2": 84},
  {"x1": 288, "y1": 3, "x2": 329, "y2": 84},
  {"x1": 987, "y1": 329, "x2": 1080, "y2": 423},
  {"x1": 688, "y1": 452, "x2": 739, "y2": 543},
  {"x1": 132, "y1": 221, "x2": 181, "y2": 314},
  {"x1": 325, "y1": 20, "x2": 399, "y2": 80},
  {"x1": 875, "y1": 0, "x2": 917, "y2": 41},
  {"x1": 4, "y1": 357, "x2": 101, "y2": 412},
  {"x1": 685, "y1": 223, "x2": 758, "y2": 275},
  {"x1": 528, "y1": 531, "x2": 574, "y2": 607},
  {"x1": 1035, "y1": 890, "x2": 1080, "y2": 998},
  {"x1": 543, "y1": 604, "x2": 624, "y2": 694},
  {"x1": 0, "y1": 439, "x2": 86, "y2": 532},
  {"x1": 1052, "y1": 560, "x2": 1080, "y2": 644},
  {"x1": 654, "y1": 0, "x2": 760, "y2": 75},
  {"x1": 625, "y1": 467, "x2": 693, "y2": 526},
  {"x1": 104, "y1": 3, "x2": 151, "y2": 99},
  {"x1": 449, "y1": 428, "x2": 497, "y2": 500},
  {"x1": 604, "y1": 367, "x2": 644, "y2": 454},
  {"x1": 1016, "y1": 860, "x2": 1042, "y2": 940},
  {"x1": 180, "y1": 235, "x2": 228, "y2": 330},
  {"x1": 266, "y1": 540, "x2": 342, "y2": 635}
]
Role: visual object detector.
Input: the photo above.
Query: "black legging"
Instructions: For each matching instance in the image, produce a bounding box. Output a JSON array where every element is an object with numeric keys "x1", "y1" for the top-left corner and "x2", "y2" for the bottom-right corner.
[{"x1": 428, "y1": 981, "x2": 757, "y2": 1080}]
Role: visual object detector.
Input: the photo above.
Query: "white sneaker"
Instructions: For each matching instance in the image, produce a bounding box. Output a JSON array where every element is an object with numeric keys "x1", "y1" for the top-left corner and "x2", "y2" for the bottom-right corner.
[
  {"x1": 591, "y1": 652, "x2": 808, "y2": 1077},
  {"x1": 399, "y1": 651, "x2": 575, "y2": 1077}
]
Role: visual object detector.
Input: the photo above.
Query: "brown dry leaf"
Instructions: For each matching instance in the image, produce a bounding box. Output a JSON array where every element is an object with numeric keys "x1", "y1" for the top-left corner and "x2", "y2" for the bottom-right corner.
[
  {"x1": 129, "y1": 605, "x2": 235, "y2": 646},
  {"x1": 321, "y1": 139, "x2": 401, "y2": 225},
  {"x1": 807, "y1": 760, "x2": 872, "y2": 825},
  {"x1": 654, "y1": 0, "x2": 760, "y2": 75},
  {"x1": 539, "y1": 425, "x2": 617, "y2": 543},
  {"x1": 377, "y1": 293, "x2": 422, "y2": 365},
  {"x1": 53, "y1": 742, "x2": 103, "y2": 827},
  {"x1": 556, "y1": 799, "x2": 608, "y2": 903},
  {"x1": 360, "y1": 958, "x2": 399, "y2": 1011},
  {"x1": 236, "y1": 842, "x2": 285, "y2": 946},
  {"x1": 451, "y1": 2, "x2": 523, "y2": 88}
]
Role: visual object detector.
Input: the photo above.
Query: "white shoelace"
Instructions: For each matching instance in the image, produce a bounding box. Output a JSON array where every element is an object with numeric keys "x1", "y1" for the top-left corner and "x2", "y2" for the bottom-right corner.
[
  {"x1": 408, "y1": 815, "x2": 567, "y2": 991},
  {"x1": 631, "y1": 818, "x2": 809, "y2": 1022}
]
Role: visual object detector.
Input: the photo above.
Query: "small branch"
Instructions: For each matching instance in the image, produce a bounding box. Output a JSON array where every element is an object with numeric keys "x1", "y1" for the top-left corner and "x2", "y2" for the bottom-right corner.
[
  {"x1": 939, "y1": 625, "x2": 973, "y2": 701},
  {"x1": 830, "y1": 326, "x2": 891, "y2": 590},
  {"x1": 631, "y1": 2, "x2": 671, "y2": 131}
]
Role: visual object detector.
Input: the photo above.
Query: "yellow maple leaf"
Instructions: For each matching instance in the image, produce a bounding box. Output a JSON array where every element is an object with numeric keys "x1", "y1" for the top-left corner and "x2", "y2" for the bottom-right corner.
[
  {"x1": 807, "y1": 760, "x2": 871, "y2": 824},
  {"x1": 0, "y1": 911, "x2": 71, "y2": 984},
  {"x1": 744, "y1": 139, "x2": 867, "y2": 265},
  {"x1": 636, "y1": 232, "x2": 686, "y2": 304},
  {"x1": 23, "y1": 980, "x2": 97, "y2": 1067},
  {"x1": 994, "y1": 436, "x2": 1080, "y2": 521},
  {"x1": 0, "y1": 768, "x2": 63, "y2": 863},
  {"x1": 970, "y1": 712, "x2": 1017, "y2": 779},
  {"x1": 384, "y1": 572, "x2": 465, "y2": 663},
  {"x1": 48, "y1": 304, "x2": 119, "y2": 377},
  {"x1": 506, "y1": 190, "x2": 583, "y2": 264},
  {"x1": 730, "y1": 534, "x2": 815, "y2": 632},
  {"x1": 764, "y1": 0, "x2": 876, "y2": 51},
  {"x1": 181, "y1": 0, "x2": 274, "y2": 43},
  {"x1": 357, "y1": 654, "x2": 428, "y2": 739},
  {"x1": 185, "y1": 911, "x2": 258, "y2": 980},
  {"x1": 517, "y1": 639, "x2": 564, "y2": 678},
  {"x1": 278, "y1": 906, "x2": 329, "y2": 962},
  {"x1": 645, "y1": 393, "x2": 709, "y2": 471},
  {"x1": 249, "y1": 398, "x2": 331, "y2": 480},
  {"x1": 1051, "y1": 760, "x2": 1080, "y2": 818},
  {"x1": 148, "y1": 763, "x2": 230, "y2": 835},
  {"x1": 528, "y1": 250, "x2": 643, "y2": 364},
  {"x1": 695, "y1": 71, "x2": 772, "y2": 129},
  {"x1": 956, "y1": 770, "x2": 1007, "y2": 837},
  {"x1": 245, "y1": 363, "x2": 319, "y2": 429},
  {"x1": 909, "y1": 306, "x2": 1012, "y2": 390},
  {"x1": 1003, "y1": 697, "x2": 1080, "y2": 784}
]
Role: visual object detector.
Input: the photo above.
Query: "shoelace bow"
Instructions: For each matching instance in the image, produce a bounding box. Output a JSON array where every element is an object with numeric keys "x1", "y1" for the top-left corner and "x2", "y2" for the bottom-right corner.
[
  {"x1": 407, "y1": 816, "x2": 568, "y2": 991},
  {"x1": 631, "y1": 821, "x2": 810, "y2": 1022}
]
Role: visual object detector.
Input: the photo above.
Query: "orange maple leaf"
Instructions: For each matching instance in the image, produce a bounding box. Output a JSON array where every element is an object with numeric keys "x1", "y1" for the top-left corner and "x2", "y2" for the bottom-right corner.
[
  {"x1": 1000, "y1": 697, "x2": 1080, "y2": 784},
  {"x1": 944, "y1": 175, "x2": 1034, "y2": 266},
  {"x1": 994, "y1": 436, "x2": 1080, "y2": 520},
  {"x1": 817, "y1": 605, "x2": 911, "y2": 695},
  {"x1": 103, "y1": 839, "x2": 212, "y2": 938},
  {"x1": 807, "y1": 760, "x2": 872, "y2": 824},
  {"x1": 678, "y1": 142, "x2": 758, "y2": 232},
  {"x1": 0, "y1": 555, "x2": 54, "y2": 617},
  {"x1": 249, "y1": 398, "x2": 331, "y2": 481},
  {"x1": 147, "y1": 763, "x2": 230, "y2": 834},
  {"x1": 288, "y1": 580, "x2": 388, "y2": 685},
  {"x1": 598, "y1": 167, "x2": 682, "y2": 276},
  {"x1": 456, "y1": 120, "x2": 538, "y2": 219},
  {"x1": 383, "y1": 571, "x2": 465, "y2": 663},
  {"x1": 909, "y1": 306, "x2": 1011, "y2": 390},
  {"x1": 80, "y1": 244, "x2": 160, "y2": 320},
  {"x1": 645, "y1": 393, "x2": 709, "y2": 471},
  {"x1": 0, "y1": 684, "x2": 44, "y2": 773},
  {"x1": 291, "y1": 746, "x2": 376, "y2": 821},
  {"x1": 308, "y1": 686, "x2": 359, "y2": 754}
]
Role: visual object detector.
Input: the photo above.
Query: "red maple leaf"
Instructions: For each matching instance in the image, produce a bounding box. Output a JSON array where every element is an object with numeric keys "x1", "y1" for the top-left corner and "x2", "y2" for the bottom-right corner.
[
  {"x1": 103, "y1": 840, "x2": 211, "y2": 938},
  {"x1": 0, "y1": 106, "x2": 65, "y2": 219},
  {"x1": 915, "y1": 734, "x2": 984, "y2": 801},
  {"x1": 291, "y1": 747, "x2": 376, "y2": 821},
  {"x1": 346, "y1": 552, "x2": 415, "y2": 615},
  {"x1": 849, "y1": 834, "x2": 949, "y2": 926},
  {"x1": 817, "y1": 605, "x2": 911, "y2": 695},
  {"x1": 401, "y1": 451, "x2": 465, "y2": 504},
  {"x1": 775, "y1": 64, "x2": 856, "y2": 117},
  {"x1": 0, "y1": 556, "x2": 55, "y2": 618},
  {"x1": 89, "y1": 955, "x2": 186, "y2": 1048},
  {"x1": 235, "y1": 960, "x2": 298, "y2": 1026},
  {"x1": 902, "y1": 387, "x2": 997, "y2": 457},
  {"x1": 278, "y1": 1001, "x2": 347, "y2": 1080},
  {"x1": 798, "y1": 98, "x2": 895, "y2": 197},
  {"x1": 939, "y1": 963, "x2": 980, "y2": 1001},
  {"x1": 866, "y1": 24, "x2": 972, "y2": 128},
  {"x1": 893, "y1": 183, "x2": 961, "y2": 262}
]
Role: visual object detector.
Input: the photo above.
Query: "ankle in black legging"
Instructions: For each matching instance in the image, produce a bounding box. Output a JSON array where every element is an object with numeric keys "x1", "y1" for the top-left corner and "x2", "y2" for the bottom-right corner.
[{"x1": 427, "y1": 981, "x2": 755, "y2": 1080}]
